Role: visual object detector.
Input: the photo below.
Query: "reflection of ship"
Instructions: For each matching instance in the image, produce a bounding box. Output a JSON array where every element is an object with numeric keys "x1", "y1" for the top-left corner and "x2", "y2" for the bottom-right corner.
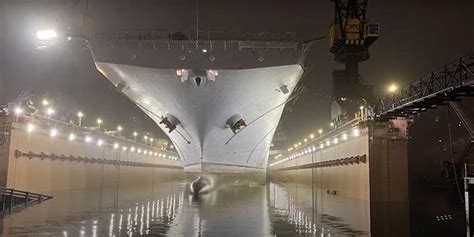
[{"x1": 88, "y1": 30, "x2": 307, "y2": 177}]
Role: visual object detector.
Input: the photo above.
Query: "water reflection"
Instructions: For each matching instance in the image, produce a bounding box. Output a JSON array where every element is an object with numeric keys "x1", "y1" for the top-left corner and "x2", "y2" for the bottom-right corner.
[
  {"x1": 268, "y1": 183, "x2": 367, "y2": 236},
  {"x1": 1, "y1": 178, "x2": 366, "y2": 236}
]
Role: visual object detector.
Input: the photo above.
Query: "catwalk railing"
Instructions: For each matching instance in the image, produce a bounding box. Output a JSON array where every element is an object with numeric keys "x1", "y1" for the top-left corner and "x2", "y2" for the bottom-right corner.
[
  {"x1": 87, "y1": 29, "x2": 309, "y2": 52},
  {"x1": 0, "y1": 186, "x2": 52, "y2": 214},
  {"x1": 89, "y1": 29, "x2": 300, "y2": 42},
  {"x1": 375, "y1": 53, "x2": 474, "y2": 121},
  {"x1": 2, "y1": 111, "x2": 180, "y2": 162}
]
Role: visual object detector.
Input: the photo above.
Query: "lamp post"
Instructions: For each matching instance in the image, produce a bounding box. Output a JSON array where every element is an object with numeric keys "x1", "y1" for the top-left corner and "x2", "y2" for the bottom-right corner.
[
  {"x1": 46, "y1": 107, "x2": 55, "y2": 119},
  {"x1": 318, "y1": 129, "x2": 323, "y2": 138},
  {"x1": 41, "y1": 99, "x2": 49, "y2": 107},
  {"x1": 96, "y1": 118, "x2": 103, "y2": 130},
  {"x1": 133, "y1": 132, "x2": 138, "y2": 141},
  {"x1": 144, "y1": 135, "x2": 149, "y2": 145},
  {"x1": 77, "y1": 111, "x2": 84, "y2": 127},
  {"x1": 117, "y1": 125, "x2": 123, "y2": 136},
  {"x1": 13, "y1": 107, "x2": 23, "y2": 122},
  {"x1": 42, "y1": 99, "x2": 52, "y2": 118}
]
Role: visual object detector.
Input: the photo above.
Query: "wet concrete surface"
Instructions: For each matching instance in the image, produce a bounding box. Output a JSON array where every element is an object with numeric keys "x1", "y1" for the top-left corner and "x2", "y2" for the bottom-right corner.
[{"x1": 0, "y1": 176, "x2": 367, "y2": 236}]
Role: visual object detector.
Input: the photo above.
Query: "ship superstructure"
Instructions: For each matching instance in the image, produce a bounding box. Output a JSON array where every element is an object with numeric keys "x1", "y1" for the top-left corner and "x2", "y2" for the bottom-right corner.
[{"x1": 88, "y1": 30, "x2": 307, "y2": 174}]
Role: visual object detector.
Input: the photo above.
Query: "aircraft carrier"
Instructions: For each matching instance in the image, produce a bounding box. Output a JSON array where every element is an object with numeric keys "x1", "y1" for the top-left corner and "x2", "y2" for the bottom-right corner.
[{"x1": 87, "y1": 30, "x2": 308, "y2": 191}]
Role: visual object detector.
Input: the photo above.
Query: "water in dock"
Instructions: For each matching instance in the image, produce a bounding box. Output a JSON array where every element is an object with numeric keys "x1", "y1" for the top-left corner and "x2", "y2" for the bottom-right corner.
[{"x1": 0, "y1": 177, "x2": 368, "y2": 237}]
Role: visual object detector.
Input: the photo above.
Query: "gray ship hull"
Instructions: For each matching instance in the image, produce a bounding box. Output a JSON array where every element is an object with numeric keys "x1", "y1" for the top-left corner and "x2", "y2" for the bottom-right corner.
[
  {"x1": 96, "y1": 62, "x2": 303, "y2": 172},
  {"x1": 88, "y1": 32, "x2": 306, "y2": 176}
]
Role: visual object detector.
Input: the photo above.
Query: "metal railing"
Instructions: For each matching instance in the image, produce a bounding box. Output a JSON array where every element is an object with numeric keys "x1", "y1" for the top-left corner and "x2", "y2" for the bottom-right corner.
[
  {"x1": 0, "y1": 186, "x2": 52, "y2": 214},
  {"x1": 89, "y1": 29, "x2": 300, "y2": 42},
  {"x1": 375, "y1": 53, "x2": 474, "y2": 119},
  {"x1": 88, "y1": 29, "x2": 306, "y2": 53},
  {"x1": 7, "y1": 113, "x2": 179, "y2": 159}
]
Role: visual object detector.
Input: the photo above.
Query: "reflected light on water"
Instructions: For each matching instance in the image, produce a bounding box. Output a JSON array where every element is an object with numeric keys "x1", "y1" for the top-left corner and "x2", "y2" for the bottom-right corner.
[{"x1": 2, "y1": 179, "x2": 365, "y2": 236}]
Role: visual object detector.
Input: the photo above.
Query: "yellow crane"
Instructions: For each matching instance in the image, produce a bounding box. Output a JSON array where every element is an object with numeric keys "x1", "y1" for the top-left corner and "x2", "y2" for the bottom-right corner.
[{"x1": 329, "y1": 0, "x2": 380, "y2": 124}]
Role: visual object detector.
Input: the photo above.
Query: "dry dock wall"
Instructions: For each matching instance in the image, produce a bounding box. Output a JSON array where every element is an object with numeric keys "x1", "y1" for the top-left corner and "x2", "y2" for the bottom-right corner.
[
  {"x1": 0, "y1": 116, "x2": 184, "y2": 194},
  {"x1": 269, "y1": 120, "x2": 410, "y2": 236}
]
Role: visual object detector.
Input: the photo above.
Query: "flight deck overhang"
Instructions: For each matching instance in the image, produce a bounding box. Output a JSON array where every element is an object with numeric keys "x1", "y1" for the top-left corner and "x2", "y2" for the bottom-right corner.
[{"x1": 88, "y1": 39, "x2": 307, "y2": 70}]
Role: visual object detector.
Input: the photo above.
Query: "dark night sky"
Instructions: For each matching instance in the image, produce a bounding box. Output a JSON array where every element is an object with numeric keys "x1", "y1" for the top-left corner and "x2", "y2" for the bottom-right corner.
[{"x1": 0, "y1": 0, "x2": 473, "y2": 142}]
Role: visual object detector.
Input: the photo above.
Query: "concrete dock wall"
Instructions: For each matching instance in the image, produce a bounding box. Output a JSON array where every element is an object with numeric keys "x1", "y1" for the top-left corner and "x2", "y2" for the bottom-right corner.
[
  {"x1": 270, "y1": 126, "x2": 370, "y2": 233},
  {"x1": 269, "y1": 120, "x2": 410, "y2": 236},
  {"x1": 0, "y1": 115, "x2": 184, "y2": 194}
]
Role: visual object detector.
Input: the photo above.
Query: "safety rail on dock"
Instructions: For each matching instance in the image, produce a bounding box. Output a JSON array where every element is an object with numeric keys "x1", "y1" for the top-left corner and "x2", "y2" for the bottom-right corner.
[
  {"x1": 87, "y1": 29, "x2": 308, "y2": 53},
  {"x1": 89, "y1": 29, "x2": 301, "y2": 42},
  {"x1": 3, "y1": 111, "x2": 180, "y2": 161},
  {"x1": 0, "y1": 186, "x2": 52, "y2": 214},
  {"x1": 375, "y1": 53, "x2": 474, "y2": 121},
  {"x1": 269, "y1": 118, "x2": 366, "y2": 168}
]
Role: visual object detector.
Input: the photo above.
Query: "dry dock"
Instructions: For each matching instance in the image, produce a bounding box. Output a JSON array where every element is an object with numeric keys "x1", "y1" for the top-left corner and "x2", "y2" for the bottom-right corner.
[{"x1": 269, "y1": 119, "x2": 411, "y2": 236}]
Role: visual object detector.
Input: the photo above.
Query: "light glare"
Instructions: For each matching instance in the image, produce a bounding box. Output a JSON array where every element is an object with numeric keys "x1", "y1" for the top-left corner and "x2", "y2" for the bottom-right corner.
[
  {"x1": 342, "y1": 133, "x2": 348, "y2": 140},
  {"x1": 14, "y1": 107, "x2": 23, "y2": 115},
  {"x1": 27, "y1": 123, "x2": 34, "y2": 132},
  {"x1": 42, "y1": 99, "x2": 50, "y2": 106},
  {"x1": 353, "y1": 128, "x2": 360, "y2": 137},
  {"x1": 36, "y1": 29, "x2": 57, "y2": 40},
  {"x1": 69, "y1": 133, "x2": 76, "y2": 141},
  {"x1": 46, "y1": 108, "x2": 55, "y2": 115},
  {"x1": 388, "y1": 84, "x2": 398, "y2": 93}
]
